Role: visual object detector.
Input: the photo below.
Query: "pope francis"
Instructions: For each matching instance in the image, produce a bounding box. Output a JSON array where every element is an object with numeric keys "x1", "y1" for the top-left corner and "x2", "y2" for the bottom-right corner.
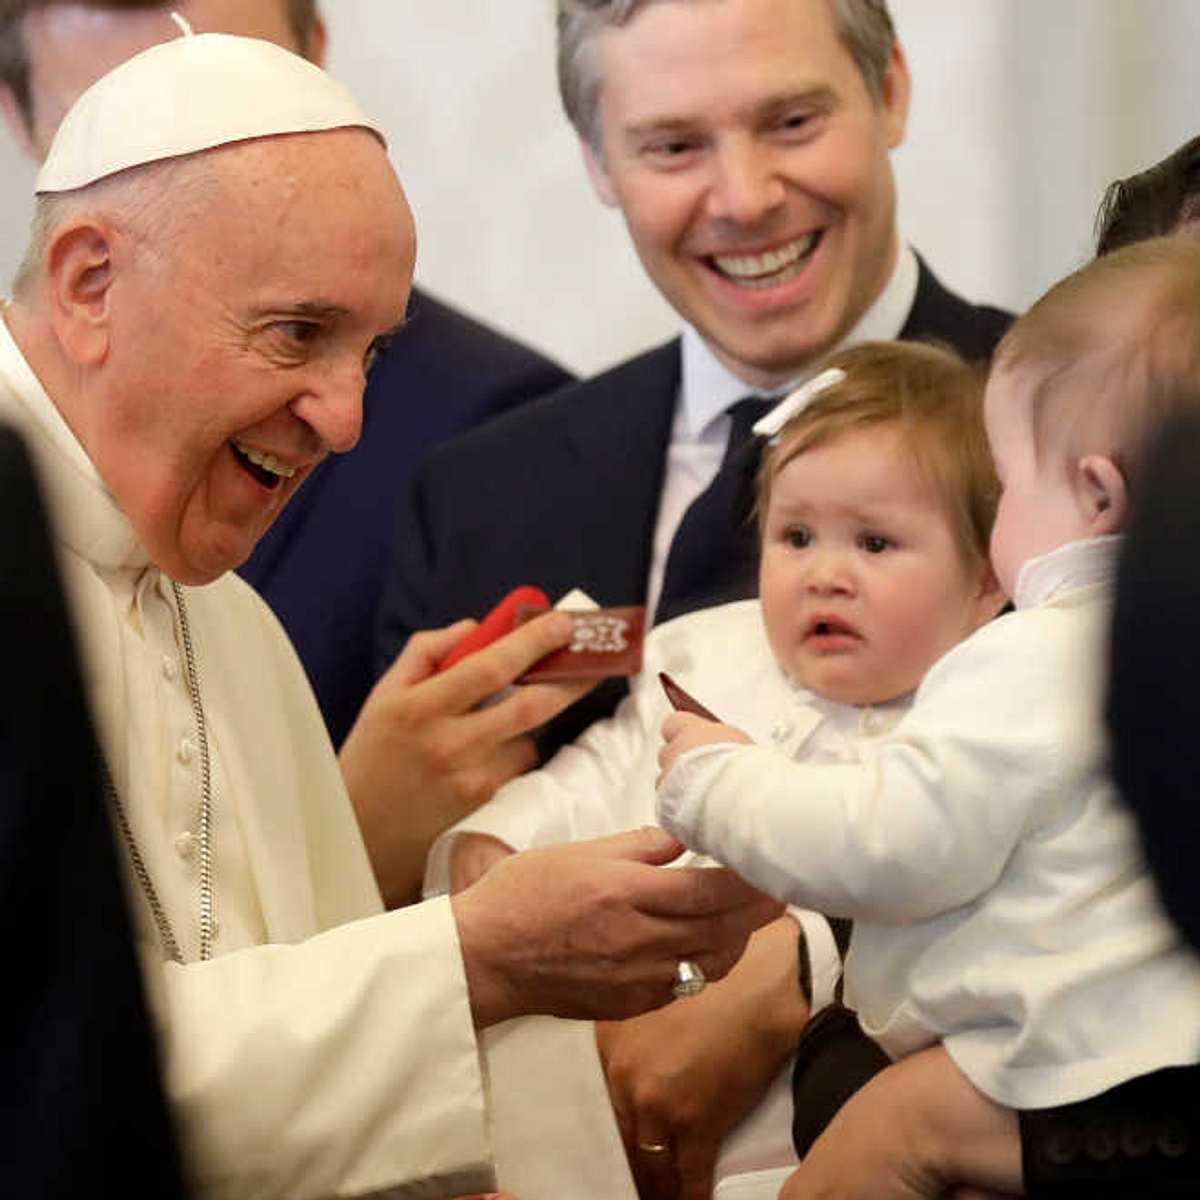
[{"x1": 0, "y1": 25, "x2": 776, "y2": 1199}]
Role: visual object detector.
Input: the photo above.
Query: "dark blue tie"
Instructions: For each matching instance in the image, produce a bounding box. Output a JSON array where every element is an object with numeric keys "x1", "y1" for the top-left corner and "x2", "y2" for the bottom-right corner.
[{"x1": 654, "y1": 396, "x2": 774, "y2": 625}]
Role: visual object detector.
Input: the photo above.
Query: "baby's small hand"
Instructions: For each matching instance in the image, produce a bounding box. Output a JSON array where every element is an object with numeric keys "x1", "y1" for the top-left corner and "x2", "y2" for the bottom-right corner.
[{"x1": 658, "y1": 712, "x2": 752, "y2": 785}]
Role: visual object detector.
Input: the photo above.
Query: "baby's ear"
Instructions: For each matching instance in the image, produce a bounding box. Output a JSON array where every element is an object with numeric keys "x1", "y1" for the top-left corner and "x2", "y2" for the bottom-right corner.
[
  {"x1": 971, "y1": 562, "x2": 1008, "y2": 625},
  {"x1": 1078, "y1": 454, "x2": 1128, "y2": 535}
]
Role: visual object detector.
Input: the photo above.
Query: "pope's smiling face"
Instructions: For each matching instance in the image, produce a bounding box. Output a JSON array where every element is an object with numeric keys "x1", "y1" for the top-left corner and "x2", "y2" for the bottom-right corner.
[
  {"x1": 583, "y1": 0, "x2": 909, "y2": 391},
  {"x1": 82, "y1": 128, "x2": 413, "y2": 584}
]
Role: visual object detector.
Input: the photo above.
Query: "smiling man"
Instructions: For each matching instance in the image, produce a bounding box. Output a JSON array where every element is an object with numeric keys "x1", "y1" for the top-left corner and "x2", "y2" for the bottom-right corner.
[
  {"x1": 0, "y1": 30, "x2": 780, "y2": 1198},
  {"x1": 379, "y1": 0, "x2": 1012, "y2": 751}
]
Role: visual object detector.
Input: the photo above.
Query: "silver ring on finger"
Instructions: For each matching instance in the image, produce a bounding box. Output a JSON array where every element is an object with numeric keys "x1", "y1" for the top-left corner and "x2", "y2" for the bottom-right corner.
[
  {"x1": 672, "y1": 958, "x2": 707, "y2": 999},
  {"x1": 637, "y1": 1139, "x2": 671, "y2": 1157}
]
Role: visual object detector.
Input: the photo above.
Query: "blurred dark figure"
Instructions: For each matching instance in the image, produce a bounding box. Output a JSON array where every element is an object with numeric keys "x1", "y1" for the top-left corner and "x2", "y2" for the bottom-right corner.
[
  {"x1": 1108, "y1": 403, "x2": 1200, "y2": 952},
  {"x1": 1096, "y1": 134, "x2": 1200, "y2": 254},
  {"x1": 0, "y1": 423, "x2": 187, "y2": 1196}
]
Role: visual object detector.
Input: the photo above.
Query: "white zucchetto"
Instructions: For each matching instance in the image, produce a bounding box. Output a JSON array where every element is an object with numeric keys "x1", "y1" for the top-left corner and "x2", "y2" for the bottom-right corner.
[{"x1": 37, "y1": 29, "x2": 383, "y2": 195}]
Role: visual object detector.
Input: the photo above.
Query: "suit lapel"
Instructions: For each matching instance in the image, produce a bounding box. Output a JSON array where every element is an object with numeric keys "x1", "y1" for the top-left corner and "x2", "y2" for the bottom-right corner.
[
  {"x1": 555, "y1": 339, "x2": 680, "y2": 606},
  {"x1": 901, "y1": 255, "x2": 1011, "y2": 362},
  {"x1": 902, "y1": 256, "x2": 952, "y2": 339}
]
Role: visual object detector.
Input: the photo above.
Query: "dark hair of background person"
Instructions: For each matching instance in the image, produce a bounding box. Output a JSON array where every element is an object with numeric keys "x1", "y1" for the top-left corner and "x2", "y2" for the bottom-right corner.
[
  {"x1": 0, "y1": 0, "x2": 318, "y2": 122},
  {"x1": 1107, "y1": 401, "x2": 1200, "y2": 953},
  {"x1": 1095, "y1": 134, "x2": 1200, "y2": 255}
]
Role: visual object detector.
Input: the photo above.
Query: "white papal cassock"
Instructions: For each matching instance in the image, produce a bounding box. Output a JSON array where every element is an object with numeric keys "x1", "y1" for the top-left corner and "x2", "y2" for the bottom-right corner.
[{"x1": 0, "y1": 314, "x2": 633, "y2": 1200}]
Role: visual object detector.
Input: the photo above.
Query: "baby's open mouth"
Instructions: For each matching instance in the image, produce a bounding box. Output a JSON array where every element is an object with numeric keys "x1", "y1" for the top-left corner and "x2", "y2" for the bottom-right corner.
[{"x1": 808, "y1": 616, "x2": 858, "y2": 639}]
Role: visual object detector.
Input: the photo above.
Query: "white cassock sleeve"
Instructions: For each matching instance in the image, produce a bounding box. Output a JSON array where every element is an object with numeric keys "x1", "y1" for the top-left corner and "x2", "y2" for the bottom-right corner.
[{"x1": 151, "y1": 897, "x2": 493, "y2": 1200}]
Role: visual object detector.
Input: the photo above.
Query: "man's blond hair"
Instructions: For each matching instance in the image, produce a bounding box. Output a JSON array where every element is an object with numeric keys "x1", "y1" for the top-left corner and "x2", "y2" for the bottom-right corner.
[{"x1": 556, "y1": 0, "x2": 896, "y2": 155}]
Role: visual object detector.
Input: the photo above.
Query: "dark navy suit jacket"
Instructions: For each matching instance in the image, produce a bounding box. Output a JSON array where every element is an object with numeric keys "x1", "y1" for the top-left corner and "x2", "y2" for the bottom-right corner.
[
  {"x1": 378, "y1": 260, "x2": 1012, "y2": 753},
  {"x1": 237, "y1": 287, "x2": 572, "y2": 747}
]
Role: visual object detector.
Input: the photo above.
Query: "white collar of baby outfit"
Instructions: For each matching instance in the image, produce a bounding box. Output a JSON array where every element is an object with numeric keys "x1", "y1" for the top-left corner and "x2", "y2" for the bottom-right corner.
[{"x1": 1012, "y1": 535, "x2": 1123, "y2": 610}]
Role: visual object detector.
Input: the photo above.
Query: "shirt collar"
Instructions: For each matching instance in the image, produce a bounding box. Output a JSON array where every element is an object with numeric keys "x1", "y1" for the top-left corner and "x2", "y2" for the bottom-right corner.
[
  {"x1": 797, "y1": 679, "x2": 910, "y2": 733},
  {"x1": 678, "y1": 243, "x2": 919, "y2": 439},
  {"x1": 1012, "y1": 535, "x2": 1122, "y2": 610},
  {"x1": 0, "y1": 307, "x2": 148, "y2": 574}
]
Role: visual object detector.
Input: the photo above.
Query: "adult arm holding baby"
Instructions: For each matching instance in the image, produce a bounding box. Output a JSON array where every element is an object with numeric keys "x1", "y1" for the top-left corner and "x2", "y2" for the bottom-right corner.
[
  {"x1": 597, "y1": 911, "x2": 811, "y2": 1200},
  {"x1": 779, "y1": 1046, "x2": 1021, "y2": 1200}
]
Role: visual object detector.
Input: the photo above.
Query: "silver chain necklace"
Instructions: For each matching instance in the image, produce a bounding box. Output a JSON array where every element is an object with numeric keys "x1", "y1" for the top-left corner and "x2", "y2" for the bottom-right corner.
[{"x1": 104, "y1": 580, "x2": 215, "y2": 962}]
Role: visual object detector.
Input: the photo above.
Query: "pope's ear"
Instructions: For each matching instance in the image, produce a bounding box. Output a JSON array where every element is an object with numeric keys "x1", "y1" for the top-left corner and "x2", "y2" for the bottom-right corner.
[
  {"x1": 580, "y1": 138, "x2": 619, "y2": 208},
  {"x1": 1078, "y1": 454, "x2": 1128, "y2": 536},
  {"x1": 44, "y1": 219, "x2": 115, "y2": 367}
]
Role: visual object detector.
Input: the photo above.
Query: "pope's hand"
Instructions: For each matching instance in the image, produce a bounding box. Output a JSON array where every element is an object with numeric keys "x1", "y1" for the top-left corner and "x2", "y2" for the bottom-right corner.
[
  {"x1": 451, "y1": 826, "x2": 780, "y2": 1028},
  {"x1": 449, "y1": 831, "x2": 516, "y2": 893}
]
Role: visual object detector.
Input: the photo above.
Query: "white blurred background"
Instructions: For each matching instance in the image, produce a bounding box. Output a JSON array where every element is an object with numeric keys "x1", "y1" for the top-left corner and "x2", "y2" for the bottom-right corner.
[{"x1": 1, "y1": 0, "x2": 1197, "y2": 377}]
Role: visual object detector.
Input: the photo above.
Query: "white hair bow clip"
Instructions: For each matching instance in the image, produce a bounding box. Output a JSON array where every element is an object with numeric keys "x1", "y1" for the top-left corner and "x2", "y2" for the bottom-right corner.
[{"x1": 752, "y1": 368, "x2": 847, "y2": 443}]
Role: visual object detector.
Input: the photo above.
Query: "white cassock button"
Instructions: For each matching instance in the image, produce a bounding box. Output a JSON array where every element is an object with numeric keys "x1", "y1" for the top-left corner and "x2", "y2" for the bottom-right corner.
[
  {"x1": 174, "y1": 831, "x2": 197, "y2": 859},
  {"x1": 771, "y1": 720, "x2": 793, "y2": 743},
  {"x1": 162, "y1": 656, "x2": 178, "y2": 681},
  {"x1": 177, "y1": 737, "x2": 195, "y2": 765}
]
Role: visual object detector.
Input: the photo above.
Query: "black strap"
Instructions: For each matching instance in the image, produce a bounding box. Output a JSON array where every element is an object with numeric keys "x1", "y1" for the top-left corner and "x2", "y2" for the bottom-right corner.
[{"x1": 791, "y1": 1002, "x2": 889, "y2": 1157}]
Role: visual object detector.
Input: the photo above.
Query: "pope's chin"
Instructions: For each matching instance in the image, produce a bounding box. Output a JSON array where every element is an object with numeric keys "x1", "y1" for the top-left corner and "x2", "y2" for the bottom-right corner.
[
  {"x1": 154, "y1": 460, "x2": 307, "y2": 582},
  {"x1": 141, "y1": 519, "x2": 274, "y2": 587}
]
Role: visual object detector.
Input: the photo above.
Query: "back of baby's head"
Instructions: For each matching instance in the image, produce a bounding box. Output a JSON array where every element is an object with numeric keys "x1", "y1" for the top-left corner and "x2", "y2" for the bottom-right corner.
[
  {"x1": 995, "y1": 237, "x2": 1200, "y2": 498},
  {"x1": 758, "y1": 340, "x2": 996, "y2": 571}
]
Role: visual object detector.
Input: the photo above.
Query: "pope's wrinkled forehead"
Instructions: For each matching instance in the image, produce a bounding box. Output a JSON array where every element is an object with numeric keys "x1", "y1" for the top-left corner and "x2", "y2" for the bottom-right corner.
[{"x1": 36, "y1": 25, "x2": 384, "y2": 195}]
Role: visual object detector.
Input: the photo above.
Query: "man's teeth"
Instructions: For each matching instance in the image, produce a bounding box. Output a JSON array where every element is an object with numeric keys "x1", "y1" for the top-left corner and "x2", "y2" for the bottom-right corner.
[
  {"x1": 713, "y1": 234, "x2": 816, "y2": 286},
  {"x1": 234, "y1": 442, "x2": 296, "y2": 478}
]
